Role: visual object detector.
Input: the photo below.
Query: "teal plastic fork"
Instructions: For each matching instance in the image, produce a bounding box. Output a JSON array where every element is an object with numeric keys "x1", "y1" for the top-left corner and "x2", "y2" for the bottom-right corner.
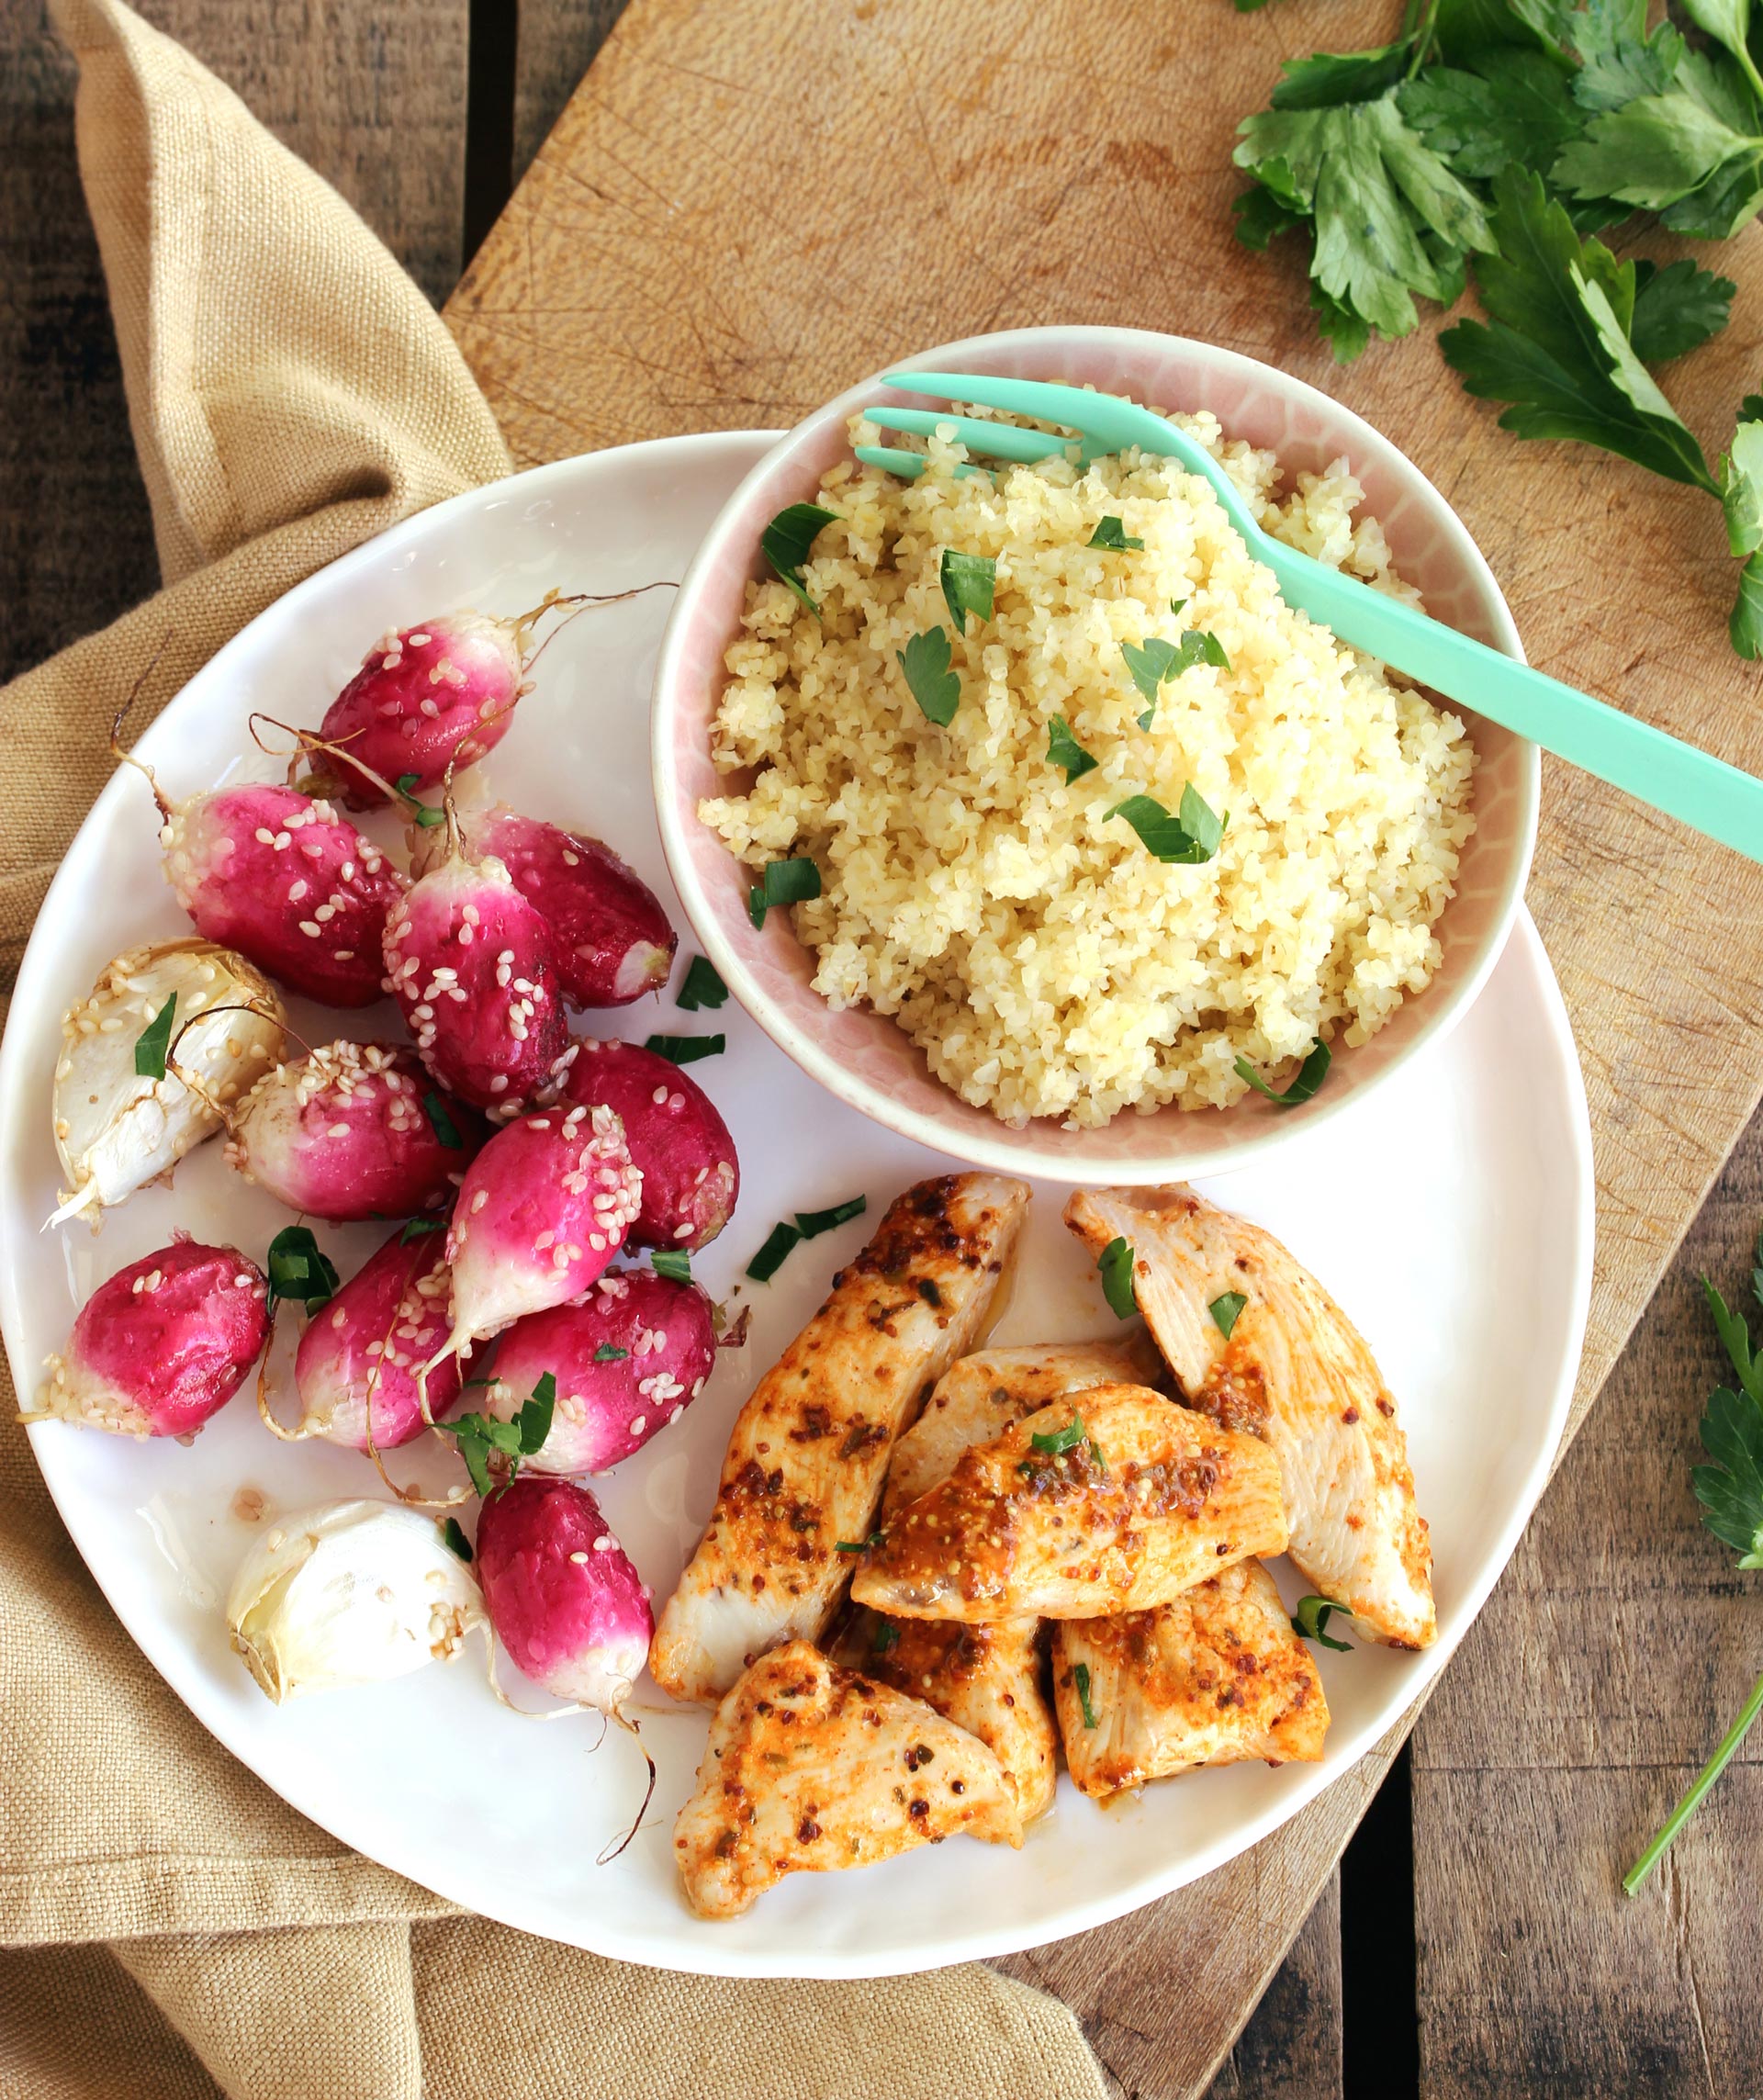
[{"x1": 857, "y1": 371, "x2": 1763, "y2": 864}]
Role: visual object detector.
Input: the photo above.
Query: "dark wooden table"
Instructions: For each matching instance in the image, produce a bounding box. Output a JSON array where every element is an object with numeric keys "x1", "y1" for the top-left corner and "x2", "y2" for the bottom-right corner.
[{"x1": 5, "y1": 4, "x2": 1761, "y2": 2092}]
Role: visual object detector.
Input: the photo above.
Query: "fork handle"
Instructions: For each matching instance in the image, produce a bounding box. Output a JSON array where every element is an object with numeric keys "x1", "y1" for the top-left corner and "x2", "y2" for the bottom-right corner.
[{"x1": 1274, "y1": 548, "x2": 1763, "y2": 864}]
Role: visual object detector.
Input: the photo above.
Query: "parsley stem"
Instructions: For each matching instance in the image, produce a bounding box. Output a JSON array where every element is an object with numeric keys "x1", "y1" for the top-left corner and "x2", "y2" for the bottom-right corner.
[
  {"x1": 1623, "y1": 1666, "x2": 1763, "y2": 1895},
  {"x1": 1402, "y1": 0, "x2": 1438, "y2": 78}
]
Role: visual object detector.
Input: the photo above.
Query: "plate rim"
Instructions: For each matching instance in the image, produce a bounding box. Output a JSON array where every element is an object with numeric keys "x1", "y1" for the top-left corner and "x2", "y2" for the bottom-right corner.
[{"x1": 0, "y1": 432, "x2": 1593, "y2": 1979}]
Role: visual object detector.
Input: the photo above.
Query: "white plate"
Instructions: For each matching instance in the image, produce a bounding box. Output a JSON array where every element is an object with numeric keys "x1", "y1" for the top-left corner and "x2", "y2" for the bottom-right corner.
[{"x1": 0, "y1": 432, "x2": 1593, "y2": 1980}]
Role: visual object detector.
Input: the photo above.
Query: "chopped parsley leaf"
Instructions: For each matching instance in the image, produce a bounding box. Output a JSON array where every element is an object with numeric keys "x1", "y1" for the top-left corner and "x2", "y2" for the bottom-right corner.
[
  {"x1": 1030, "y1": 1413, "x2": 1090, "y2": 1457},
  {"x1": 897, "y1": 625, "x2": 961, "y2": 726},
  {"x1": 134, "y1": 994, "x2": 177, "y2": 1083},
  {"x1": 939, "y1": 548, "x2": 996, "y2": 632},
  {"x1": 643, "y1": 1033, "x2": 725, "y2": 1065},
  {"x1": 747, "y1": 857, "x2": 822, "y2": 929},
  {"x1": 264, "y1": 1226, "x2": 340, "y2": 1317},
  {"x1": 746, "y1": 1220, "x2": 803, "y2": 1283},
  {"x1": 1234, "y1": 1039, "x2": 1332, "y2": 1107},
  {"x1": 1292, "y1": 1594, "x2": 1353, "y2": 1652},
  {"x1": 677, "y1": 955, "x2": 728, "y2": 1010},
  {"x1": 795, "y1": 1196, "x2": 867, "y2": 1238},
  {"x1": 421, "y1": 1089, "x2": 463, "y2": 1149},
  {"x1": 1098, "y1": 1236, "x2": 1138, "y2": 1320},
  {"x1": 1047, "y1": 715, "x2": 1097, "y2": 782},
  {"x1": 761, "y1": 501, "x2": 840, "y2": 614},
  {"x1": 1106, "y1": 785, "x2": 1227, "y2": 864}
]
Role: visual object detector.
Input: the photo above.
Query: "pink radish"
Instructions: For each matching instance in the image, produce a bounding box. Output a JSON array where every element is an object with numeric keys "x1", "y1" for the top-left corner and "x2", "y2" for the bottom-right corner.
[
  {"x1": 383, "y1": 823, "x2": 569, "y2": 1115},
  {"x1": 412, "y1": 803, "x2": 675, "y2": 1007},
  {"x1": 289, "y1": 1229, "x2": 469, "y2": 1448},
  {"x1": 28, "y1": 1237, "x2": 269, "y2": 1439},
  {"x1": 484, "y1": 1269, "x2": 715, "y2": 1475},
  {"x1": 315, "y1": 613, "x2": 527, "y2": 810},
  {"x1": 562, "y1": 1038, "x2": 738, "y2": 1251},
  {"x1": 153, "y1": 780, "x2": 405, "y2": 1007},
  {"x1": 228, "y1": 1041, "x2": 482, "y2": 1221},
  {"x1": 474, "y1": 1476, "x2": 653, "y2": 1711},
  {"x1": 434, "y1": 1102, "x2": 643, "y2": 1359}
]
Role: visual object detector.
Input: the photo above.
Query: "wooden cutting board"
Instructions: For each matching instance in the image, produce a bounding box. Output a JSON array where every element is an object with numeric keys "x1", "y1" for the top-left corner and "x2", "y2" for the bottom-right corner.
[{"x1": 444, "y1": 1, "x2": 1763, "y2": 2087}]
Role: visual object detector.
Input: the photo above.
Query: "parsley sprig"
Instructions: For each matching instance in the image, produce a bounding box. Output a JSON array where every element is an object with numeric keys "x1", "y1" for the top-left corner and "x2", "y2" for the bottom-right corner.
[
  {"x1": 1231, "y1": 0, "x2": 1763, "y2": 652},
  {"x1": 449, "y1": 1372, "x2": 556, "y2": 1498},
  {"x1": 1625, "y1": 1227, "x2": 1763, "y2": 1892}
]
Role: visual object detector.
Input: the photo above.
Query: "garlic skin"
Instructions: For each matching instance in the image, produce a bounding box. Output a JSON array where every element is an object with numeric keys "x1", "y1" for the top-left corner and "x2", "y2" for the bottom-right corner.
[
  {"x1": 52, "y1": 938, "x2": 286, "y2": 1228},
  {"x1": 227, "y1": 1499, "x2": 485, "y2": 1704}
]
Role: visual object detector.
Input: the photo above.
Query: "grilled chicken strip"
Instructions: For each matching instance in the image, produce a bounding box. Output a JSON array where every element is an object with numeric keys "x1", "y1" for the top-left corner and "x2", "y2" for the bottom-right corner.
[
  {"x1": 1063, "y1": 1185, "x2": 1435, "y2": 1648},
  {"x1": 650, "y1": 1174, "x2": 1030, "y2": 1704},
  {"x1": 881, "y1": 1332, "x2": 1168, "y2": 1518},
  {"x1": 853, "y1": 1614, "x2": 1056, "y2": 1822},
  {"x1": 1051, "y1": 1559, "x2": 1329, "y2": 1798},
  {"x1": 674, "y1": 1641, "x2": 1021, "y2": 1919},
  {"x1": 857, "y1": 1335, "x2": 1162, "y2": 1820},
  {"x1": 851, "y1": 1385, "x2": 1286, "y2": 1623}
]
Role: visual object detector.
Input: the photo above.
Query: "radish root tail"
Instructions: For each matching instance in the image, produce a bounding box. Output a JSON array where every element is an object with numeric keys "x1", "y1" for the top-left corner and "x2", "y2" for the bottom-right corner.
[{"x1": 597, "y1": 1710, "x2": 658, "y2": 1866}]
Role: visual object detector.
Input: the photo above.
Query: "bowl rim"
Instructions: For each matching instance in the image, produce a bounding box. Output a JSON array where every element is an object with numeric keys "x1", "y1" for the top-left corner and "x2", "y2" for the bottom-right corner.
[{"x1": 650, "y1": 322, "x2": 1542, "y2": 1184}]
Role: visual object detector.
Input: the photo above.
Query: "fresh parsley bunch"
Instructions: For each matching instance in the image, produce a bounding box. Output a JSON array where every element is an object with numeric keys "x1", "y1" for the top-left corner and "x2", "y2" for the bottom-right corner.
[
  {"x1": 1234, "y1": 0, "x2": 1763, "y2": 654},
  {"x1": 1624, "y1": 1228, "x2": 1763, "y2": 1891}
]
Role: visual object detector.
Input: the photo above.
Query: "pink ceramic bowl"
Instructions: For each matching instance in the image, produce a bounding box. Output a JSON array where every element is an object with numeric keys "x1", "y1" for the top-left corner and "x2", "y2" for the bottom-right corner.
[{"x1": 650, "y1": 324, "x2": 1539, "y2": 1184}]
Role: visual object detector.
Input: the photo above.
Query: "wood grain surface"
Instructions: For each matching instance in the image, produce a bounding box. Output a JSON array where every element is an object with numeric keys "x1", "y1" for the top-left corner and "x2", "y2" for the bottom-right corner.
[
  {"x1": 445, "y1": 1, "x2": 1763, "y2": 2089},
  {"x1": 6, "y1": 0, "x2": 1763, "y2": 2091},
  {"x1": 1413, "y1": 1125, "x2": 1763, "y2": 2096}
]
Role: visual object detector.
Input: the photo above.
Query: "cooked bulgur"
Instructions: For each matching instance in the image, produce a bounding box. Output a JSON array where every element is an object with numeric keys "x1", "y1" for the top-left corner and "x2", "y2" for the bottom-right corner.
[{"x1": 700, "y1": 412, "x2": 1476, "y2": 1129}]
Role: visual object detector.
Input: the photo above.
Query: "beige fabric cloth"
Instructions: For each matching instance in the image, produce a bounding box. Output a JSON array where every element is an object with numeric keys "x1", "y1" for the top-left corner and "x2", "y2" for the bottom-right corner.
[{"x1": 0, "y1": 6, "x2": 1112, "y2": 2096}]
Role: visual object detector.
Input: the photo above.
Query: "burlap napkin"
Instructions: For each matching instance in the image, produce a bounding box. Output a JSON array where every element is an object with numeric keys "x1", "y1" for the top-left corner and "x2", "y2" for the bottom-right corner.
[{"x1": 0, "y1": 6, "x2": 1112, "y2": 2095}]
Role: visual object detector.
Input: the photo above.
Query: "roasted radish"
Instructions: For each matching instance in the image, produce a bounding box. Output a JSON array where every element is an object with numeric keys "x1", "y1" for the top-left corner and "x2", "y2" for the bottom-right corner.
[
  {"x1": 147, "y1": 777, "x2": 405, "y2": 1007},
  {"x1": 28, "y1": 1238, "x2": 270, "y2": 1439},
  {"x1": 562, "y1": 1038, "x2": 737, "y2": 1251},
  {"x1": 228, "y1": 1041, "x2": 480, "y2": 1221},
  {"x1": 413, "y1": 803, "x2": 675, "y2": 1007},
  {"x1": 483, "y1": 1268, "x2": 715, "y2": 1474},
  {"x1": 433, "y1": 1102, "x2": 643, "y2": 1358},
  {"x1": 475, "y1": 1476, "x2": 652, "y2": 1711},
  {"x1": 315, "y1": 613, "x2": 527, "y2": 809},
  {"x1": 289, "y1": 1230, "x2": 470, "y2": 1448},
  {"x1": 51, "y1": 938, "x2": 285, "y2": 1228},
  {"x1": 383, "y1": 821, "x2": 568, "y2": 1114}
]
